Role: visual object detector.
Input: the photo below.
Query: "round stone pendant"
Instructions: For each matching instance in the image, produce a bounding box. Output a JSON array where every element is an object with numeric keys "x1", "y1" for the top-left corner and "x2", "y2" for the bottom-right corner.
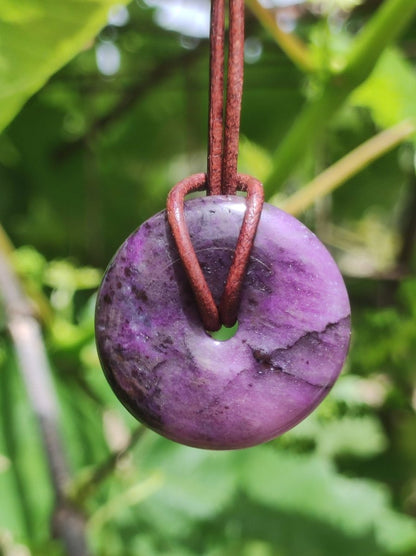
[{"x1": 95, "y1": 197, "x2": 351, "y2": 450}]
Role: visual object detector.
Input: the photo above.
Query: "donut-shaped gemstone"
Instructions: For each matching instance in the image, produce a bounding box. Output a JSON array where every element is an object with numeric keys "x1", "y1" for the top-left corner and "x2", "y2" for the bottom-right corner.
[{"x1": 95, "y1": 196, "x2": 351, "y2": 449}]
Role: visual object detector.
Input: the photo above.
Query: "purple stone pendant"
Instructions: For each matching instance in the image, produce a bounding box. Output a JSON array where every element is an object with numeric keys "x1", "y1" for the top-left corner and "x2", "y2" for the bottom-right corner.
[
  {"x1": 95, "y1": 196, "x2": 351, "y2": 449},
  {"x1": 95, "y1": 0, "x2": 350, "y2": 450}
]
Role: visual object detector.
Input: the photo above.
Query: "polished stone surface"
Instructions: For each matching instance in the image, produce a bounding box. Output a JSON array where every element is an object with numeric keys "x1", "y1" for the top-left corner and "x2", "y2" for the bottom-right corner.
[{"x1": 95, "y1": 197, "x2": 351, "y2": 449}]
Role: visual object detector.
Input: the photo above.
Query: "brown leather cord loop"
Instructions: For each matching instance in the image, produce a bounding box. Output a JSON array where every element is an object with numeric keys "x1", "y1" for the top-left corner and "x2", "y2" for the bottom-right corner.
[
  {"x1": 166, "y1": 0, "x2": 264, "y2": 331},
  {"x1": 166, "y1": 173, "x2": 264, "y2": 331},
  {"x1": 167, "y1": 174, "x2": 220, "y2": 332},
  {"x1": 219, "y1": 174, "x2": 264, "y2": 326}
]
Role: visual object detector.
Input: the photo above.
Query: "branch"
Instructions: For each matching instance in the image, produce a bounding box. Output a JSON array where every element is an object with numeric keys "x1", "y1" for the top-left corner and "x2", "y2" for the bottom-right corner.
[
  {"x1": 55, "y1": 47, "x2": 202, "y2": 160},
  {"x1": 245, "y1": 0, "x2": 315, "y2": 73},
  {"x1": 0, "y1": 251, "x2": 90, "y2": 556},
  {"x1": 276, "y1": 120, "x2": 415, "y2": 216}
]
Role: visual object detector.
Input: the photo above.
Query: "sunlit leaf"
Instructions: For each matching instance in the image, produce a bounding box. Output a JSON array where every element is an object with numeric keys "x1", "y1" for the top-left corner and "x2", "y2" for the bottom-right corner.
[
  {"x1": 0, "y1": 0, "x2": 129, "y2": 133},
  {"x1": 44, "y1": 260, "x2": 101, "y2": 291},
  {"x1": 315, "y1": 415, "x2": 387, "y2": 458},
  {"x1": 352, "y1": 48, "x2": 416, "y2": 136},
  {"x1": 238, "y1": 136, "x2": 273, "y2": 183}
]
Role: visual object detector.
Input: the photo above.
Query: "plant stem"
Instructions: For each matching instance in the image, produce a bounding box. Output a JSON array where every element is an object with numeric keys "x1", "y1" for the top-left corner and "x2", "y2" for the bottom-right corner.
[
  {"x1": 264, "y1": 0, "x2": 416, "y2": 194},
  {"x1": 276, "y1": 120, "x2": 415, "y2": 216},
  {"x1": 245, "y1": 0, "x2": 315, "y2": 73},
  {"x1": 344, "y1": 0, "x2": 416, "y2": 86},
  {"x1": 265, "y1": 85, "x2": 346, "y2": 195},
  {"x1": 89, "y1": 474, "x2": 163, "y2": 531}
]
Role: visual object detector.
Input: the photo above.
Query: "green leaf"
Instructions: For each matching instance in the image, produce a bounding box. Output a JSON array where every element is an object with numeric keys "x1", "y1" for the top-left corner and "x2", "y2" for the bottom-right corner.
[
  {"x1": 11, "y1": 246, "x2": 47, "y2": 286},
  {"x1": 315, "y1": 415, "x2": 387, "y2": 458},
  {"x1": 44, "y1": 260, "x2": 101, "y2": 292},
  {"x1": 352, "y1": 48, "x2": 416, "y2": 133},
  {"x1": 140, "y1": 441, "x2": 238, "y2": 524},
  {"x1": 284, "y1": 405, "x2": 387, "y2": 459},
  {"x1": 238, "y1": 136, "x2": 273, "y2": 184},
  {"x1": 241, "y1": 446, "x2": 416, "y2": 554},
  {"x1": 0, "y1": 0, "x2": 129, "y2": 133}
]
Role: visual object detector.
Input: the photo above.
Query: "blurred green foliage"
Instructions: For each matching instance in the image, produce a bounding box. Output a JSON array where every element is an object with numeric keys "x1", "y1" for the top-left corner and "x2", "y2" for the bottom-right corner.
[{"x1": 1, "y1": 0, "x2": 416, "y2": 555}]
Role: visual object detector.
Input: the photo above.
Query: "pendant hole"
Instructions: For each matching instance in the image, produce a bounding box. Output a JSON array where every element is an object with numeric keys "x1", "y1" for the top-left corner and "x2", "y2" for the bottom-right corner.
[
  {"x1": 207, "y1": 321, "x2": 239, "y2": 341},
  {"x1": 185, "y1": 190, "x2": 207, "y2": 200}
]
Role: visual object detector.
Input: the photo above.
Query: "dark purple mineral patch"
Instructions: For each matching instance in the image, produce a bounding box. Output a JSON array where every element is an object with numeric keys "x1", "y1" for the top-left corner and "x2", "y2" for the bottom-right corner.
[{"x1": 95, "y1": 197, "x2": 351, "y2": 449}]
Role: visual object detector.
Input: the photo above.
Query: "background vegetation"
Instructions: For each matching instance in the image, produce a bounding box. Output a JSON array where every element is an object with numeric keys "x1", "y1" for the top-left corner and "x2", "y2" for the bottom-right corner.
[{"x1": 1, "y1": 0, "x2": 416, "y2": 554}]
